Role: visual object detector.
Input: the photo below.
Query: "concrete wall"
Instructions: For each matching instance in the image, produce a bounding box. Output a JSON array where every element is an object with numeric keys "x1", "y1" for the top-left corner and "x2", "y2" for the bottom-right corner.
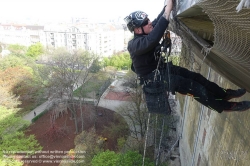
[{"x1": 177, "y1": 56, "x2": 250, "y2": 166}]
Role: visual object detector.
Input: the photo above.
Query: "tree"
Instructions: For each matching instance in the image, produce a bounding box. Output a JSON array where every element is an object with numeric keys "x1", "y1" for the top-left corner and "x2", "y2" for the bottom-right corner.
[
  {"x1": 26, "y1": 42, "x2": 44, "y2": 58},
  {"x1": 7, "y1": 44, "x2": 27, "y2": 56},
  {"x1": 74, "y1": 128, "x2": 104, "y2": 165},
  {"x1": 91, "y1": 150, "x2": 154, "y2": 166},
  {"x1": 36, "y1": 48, "x2": 99, "y2": 133},
  {"x1": 101, "y1": 114, "x2": 129, "y2": 148},
  {"x1": 91, "y1": 150, "x2": 119, "y2": 166},
  {"x1": 0, "y1": 64, "x2": 43, "y2": 111},
  {"x1": 117, "y1": 71, "x2": 149, "y2": 140},
  {"x1": 0, "y1": 51, "x2": 44, "y2": 111},
  {"x1": 0, "y1": 55, "x2": 26, "y2": 70},
  {"x1": 89, "y1": 58, "x2": 102, "y2": 73},
  {"x1": 0, "y1": 106, "x2": 42, "y2": 165},
  {"x1": 102, "y1": 52, "x2": 132, "y2": 70},
  {"x1": 0, "y1": 86, "x2": 21, "y2": 109}
]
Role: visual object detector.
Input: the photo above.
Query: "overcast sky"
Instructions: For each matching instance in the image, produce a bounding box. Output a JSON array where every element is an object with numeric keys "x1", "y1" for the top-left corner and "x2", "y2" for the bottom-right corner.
[{"x1": 0, "y1": 0, "x2": 167, "y2": 23}]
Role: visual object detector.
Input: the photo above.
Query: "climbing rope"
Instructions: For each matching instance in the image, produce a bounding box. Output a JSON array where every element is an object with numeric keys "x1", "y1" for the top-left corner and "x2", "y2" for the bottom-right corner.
[
  {"x1": 142, "y1": 113, "x2": 151, "y2": 166},
  {"x1": 155, "y1": 114, "x2": 166, "y2": 165}
]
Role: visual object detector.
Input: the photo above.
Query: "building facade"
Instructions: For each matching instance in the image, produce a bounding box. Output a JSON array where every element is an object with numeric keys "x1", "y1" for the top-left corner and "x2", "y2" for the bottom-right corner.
[
  {"x1": 0, "y1": 23, "x2": 127, "y2": 57},
  {"x1": 0, "y1": 24, "x2": 46, "y2": 47}
]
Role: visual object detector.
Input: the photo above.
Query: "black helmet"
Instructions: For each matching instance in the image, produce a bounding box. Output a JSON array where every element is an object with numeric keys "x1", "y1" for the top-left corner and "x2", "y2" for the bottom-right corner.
[{"x1": 124, "y1": 11, "x2": 148, "y2": 32}]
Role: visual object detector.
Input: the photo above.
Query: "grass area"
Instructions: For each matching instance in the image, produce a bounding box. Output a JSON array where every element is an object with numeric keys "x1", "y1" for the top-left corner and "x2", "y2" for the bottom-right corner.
[
  {"x1": 74, "y1": 75, "x2": 112, "y2": 98},
  {"x1": 74, "y1": 81, "x2": 102, "y2": 98}
]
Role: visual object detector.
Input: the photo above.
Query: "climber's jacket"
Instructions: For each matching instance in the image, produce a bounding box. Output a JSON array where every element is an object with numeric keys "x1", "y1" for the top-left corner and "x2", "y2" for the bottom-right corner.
[{"x1": 127, "y1": 6, "x2": 170, "y2": 77}]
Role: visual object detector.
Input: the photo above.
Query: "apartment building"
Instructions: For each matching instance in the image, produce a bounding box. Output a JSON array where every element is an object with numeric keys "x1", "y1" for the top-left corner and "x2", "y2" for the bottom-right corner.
[
  {"x1": 0, "y1": 23, "x2": 126, "y2": 57},
  {"x1": 0, "y1": 24, "x2": 46, "y2": 47}
]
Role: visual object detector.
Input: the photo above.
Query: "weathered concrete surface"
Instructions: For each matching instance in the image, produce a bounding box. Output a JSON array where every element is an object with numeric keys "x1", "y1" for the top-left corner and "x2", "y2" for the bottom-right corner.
[{"x1": 177, "y1": 56, "x2": 250, "y2": 166}]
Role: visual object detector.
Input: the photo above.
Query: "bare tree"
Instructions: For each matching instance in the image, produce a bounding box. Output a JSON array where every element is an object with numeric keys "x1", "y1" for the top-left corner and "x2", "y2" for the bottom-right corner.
[
  {"x1": 36, "y1": 48, "x2": 98, "y2": 133},
  {"x1": 117, "y1": 71, "x2": 149, "y2": 140}
]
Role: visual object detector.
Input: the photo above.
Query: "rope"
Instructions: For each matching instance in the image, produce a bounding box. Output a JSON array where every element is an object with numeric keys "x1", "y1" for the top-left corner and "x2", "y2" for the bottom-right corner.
[
  {"x1": 154, "y1": 115, "x2": 158, "y2": 159},
  {"x1": 155, "y1": 115, "x2": 166, "y2": 165},
  {"x1": 142, "y1": 113, "x2": 151, "y2": 166}
]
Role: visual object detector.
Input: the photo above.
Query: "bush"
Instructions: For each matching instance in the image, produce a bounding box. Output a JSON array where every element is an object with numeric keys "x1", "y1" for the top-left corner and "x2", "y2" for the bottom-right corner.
[
  {"x1": 101, "y1": 114, "x2": 129, "y2": 148},
  {"x1": 0, "y1": 55, "x2": 26, "y2": 70},
  {"x1": 117, "y1": 137, "x2": 126, "y2": 151},
  {"x1": 0, "y1": 106, "x2": 42, "y2": 164},
  {"x1": 26, "y1": 43, "x2": 44, "y2": 58},
  {"x1": 92, "y1": 150, "x2": 119, "y2": 166},
  {"x1": 91, "y1": 150, "x2": 154, "y2": 166}
]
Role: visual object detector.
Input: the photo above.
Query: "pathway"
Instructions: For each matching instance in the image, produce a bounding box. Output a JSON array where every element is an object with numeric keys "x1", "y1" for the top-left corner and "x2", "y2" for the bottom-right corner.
[
  {"x1": 22, "y1": 79, "x2": 130, "y2": 123},
  {"x1": 23, "y1": 101, "x2": 50, "y2": 122}
]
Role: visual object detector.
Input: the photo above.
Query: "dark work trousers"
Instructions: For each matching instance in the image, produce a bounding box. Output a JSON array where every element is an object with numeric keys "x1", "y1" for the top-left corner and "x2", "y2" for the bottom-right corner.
[{"x1": 167, "y1": 65, "x2": 232, "y2": 113}]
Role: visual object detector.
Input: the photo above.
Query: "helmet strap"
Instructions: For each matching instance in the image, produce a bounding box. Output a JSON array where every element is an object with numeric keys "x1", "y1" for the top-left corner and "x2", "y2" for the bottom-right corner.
[{"x1": 140, "y1": 27, "x2": 147, "y2": 35}]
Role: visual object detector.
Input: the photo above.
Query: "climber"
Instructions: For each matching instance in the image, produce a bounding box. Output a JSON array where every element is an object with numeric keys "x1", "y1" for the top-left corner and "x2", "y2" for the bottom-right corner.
[{"x1": 124, "y1": 0, "x2": 250, "y2": 113}]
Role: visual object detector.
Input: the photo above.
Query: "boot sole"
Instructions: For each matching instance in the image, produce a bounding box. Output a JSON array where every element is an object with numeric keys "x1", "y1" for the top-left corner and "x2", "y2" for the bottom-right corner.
[{"x1": 225, "y1": 90, "x2": 246, "y2": 100}]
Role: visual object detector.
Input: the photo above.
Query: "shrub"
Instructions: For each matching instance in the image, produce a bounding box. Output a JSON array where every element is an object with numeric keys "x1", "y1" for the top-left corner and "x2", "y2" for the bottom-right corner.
[{"x1": 91, "y1": 150, "x2": 154, "y2": 166}]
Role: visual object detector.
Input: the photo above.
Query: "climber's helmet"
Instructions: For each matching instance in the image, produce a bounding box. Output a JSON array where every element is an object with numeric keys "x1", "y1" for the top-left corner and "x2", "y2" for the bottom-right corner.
[{"x1": 124, "y1": 11, "x2": 148, "y2": 33}]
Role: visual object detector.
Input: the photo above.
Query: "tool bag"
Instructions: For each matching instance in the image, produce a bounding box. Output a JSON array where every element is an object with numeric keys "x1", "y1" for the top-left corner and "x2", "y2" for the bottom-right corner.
[{"x1": 143, "y1": 81, "x2": 171, "y2": 114}]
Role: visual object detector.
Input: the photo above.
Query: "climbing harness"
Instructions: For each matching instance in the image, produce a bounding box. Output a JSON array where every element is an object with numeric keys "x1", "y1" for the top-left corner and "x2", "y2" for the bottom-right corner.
[{"x1": 142, "y1": 31, "x2": 172, "y2": 114}]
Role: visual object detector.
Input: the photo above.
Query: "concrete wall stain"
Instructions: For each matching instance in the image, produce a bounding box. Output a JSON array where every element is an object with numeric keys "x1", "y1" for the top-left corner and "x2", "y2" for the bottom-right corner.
[{"x1": 178, "y1": 56, "x2": 250, "y2": 166}]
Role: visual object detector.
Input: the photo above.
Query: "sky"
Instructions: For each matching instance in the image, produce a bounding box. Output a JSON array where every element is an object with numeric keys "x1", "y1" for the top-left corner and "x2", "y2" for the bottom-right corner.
[{"x1": 0, "y1": 0, "x2": 167, "y2": 23}]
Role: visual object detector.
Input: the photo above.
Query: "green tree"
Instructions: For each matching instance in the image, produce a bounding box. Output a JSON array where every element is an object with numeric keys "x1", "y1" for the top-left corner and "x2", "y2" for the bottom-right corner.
[
  {"x1": 102, "y1": 53, "x2": 132, "y2": 70},
  {"x1": 7, "y1": 44, "x2": 27, "y2": 56},
  {"x1": 118, "y1": 151, "x2": 154, "y2": 166},
  {"x1": 0, "y1": 55, "x2": 26, "y2": 70},
  {"x1": 0, "y1": 65, "x2": 43, "y2": 112},
  {"x1": 91, "y1": 150, "x2": 154, "y2": 166},
  {"x1": 89, "y1": 59, "x2": 102, "y2": 73},
  {"x1": 91, "y1": 150, "x2": 119, "y2": 166},
  {"x1": 0, "y1": 106, "x2": 42, "y2": 165},
  {"x1": 103, "y1": 57, "x2": 111, "y2": 67},
  {"x1": 26, "y1": 42, "x2": 44, "y2": 58},
  {"x1": 122, "y1": 53, "x2": 132, "y2": 70}
]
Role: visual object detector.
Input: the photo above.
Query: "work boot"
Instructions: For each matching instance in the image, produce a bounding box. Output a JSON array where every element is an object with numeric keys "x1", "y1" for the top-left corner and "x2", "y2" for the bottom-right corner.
[
  {"x1": 224, "y1": 88, "x2": 246, "y2": 100},
  {"x1": 224, "y1": 101, "x2": 250, "y2": 112}
]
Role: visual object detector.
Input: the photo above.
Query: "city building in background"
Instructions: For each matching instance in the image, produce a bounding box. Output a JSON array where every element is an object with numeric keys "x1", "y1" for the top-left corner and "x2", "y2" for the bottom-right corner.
[{"x1": 0, "y1": 21, "x2": 130, "y2": 57}]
